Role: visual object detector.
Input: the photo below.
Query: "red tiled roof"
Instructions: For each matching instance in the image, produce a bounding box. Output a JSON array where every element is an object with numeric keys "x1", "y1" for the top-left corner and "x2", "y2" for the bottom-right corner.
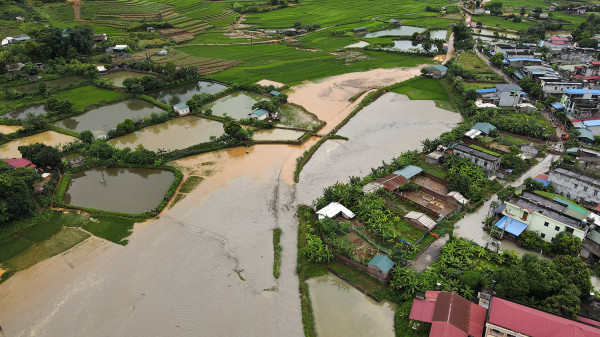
[
  {"x1": 590, "y1": 61, "x2": 600, "y2": 66},
  {"x1": 595, "y1": 203, "x2": 600, "y2": 212},
  {"x1": 3, "y1": 158, "x2": 36, "y2": 169},
  {"x1": 576, "y1": 66, "x2": 583, "y2": 69},
  {"x1": 534, "y1": 174, "x2": 549, "y2": 181},
  {"x1": 579, "y1": 317, "x2": 600, "y2": 328},
  {"x1": 550, "y1": 36, "x2": 569, "y2": 41},
  {"x1": 572, "y1": 117, "x2": 600, "y2": 123},
  {"x1": 374, "y1": 174, "x2": 408, "y2": 191},
  {"x1": 551, "y1": 41, "x2": 566, "y2": 45},
  {"x1": 489, "y1": 297, "x2": 600, "y2": 337},
  {"x1": 409, "y1": 291, "x2": 487, "y2": 337}
]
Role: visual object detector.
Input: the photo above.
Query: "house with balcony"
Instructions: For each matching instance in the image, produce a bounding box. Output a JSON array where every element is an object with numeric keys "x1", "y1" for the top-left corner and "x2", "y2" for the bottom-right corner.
[
  {"x1": 549, "y1": 168, "x2": 600, "y2": 205},
  {"x1": 501, "y1": 191, "x2": 585, "y2": 242},
  {"x1": 560, "y1": 88, "x2": 600, "y2": 116}
]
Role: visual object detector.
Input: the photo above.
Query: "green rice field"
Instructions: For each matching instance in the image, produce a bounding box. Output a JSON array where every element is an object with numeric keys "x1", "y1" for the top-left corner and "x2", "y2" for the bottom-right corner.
[{"x1": 56, "y1": 85, "x2": 127, "y2": 110}]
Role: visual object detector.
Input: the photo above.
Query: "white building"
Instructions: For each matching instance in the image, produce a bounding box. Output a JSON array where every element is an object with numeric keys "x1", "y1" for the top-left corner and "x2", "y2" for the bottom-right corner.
[
  {"x1": 548, "y1": 168, "x2": 600, "y2": 205},
  {"x1": 316, "y1": 202, "x2": 355, "y2": 220},
  {"x1": 173, "y1": 103, "x2": 190, "y2": 116},
  {"x1": 248, "y1": 108, "x2": 270, "y2": 120}
]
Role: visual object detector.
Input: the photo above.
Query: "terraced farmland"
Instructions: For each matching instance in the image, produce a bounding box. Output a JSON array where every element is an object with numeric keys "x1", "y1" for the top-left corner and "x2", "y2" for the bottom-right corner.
[{"x1": 129, "y1": 48, "x2": 240, "y2": 74}]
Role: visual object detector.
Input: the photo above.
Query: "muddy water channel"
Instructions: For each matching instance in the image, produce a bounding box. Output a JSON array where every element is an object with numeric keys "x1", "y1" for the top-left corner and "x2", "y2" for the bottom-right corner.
[
  {"x1": 253, "y1": 128, "x2": 304, "y2": 141},
  {"x1": 4, "y1": 103, "x2": 48, "y2": 119},
  {"x1": 0, "y1": 131, "x2": 75, "y2": 158},
  {"x1": 108, "y1": 116, "x2": 223, "y2": 151},
  {"x1": 64, "y1": 166, "x2": 174, "y2": 213},
  {"x1": 307, "y1": 273, "x2": 396, "y2": 337},
  {"x1": 147, "y1": 81, "x2": 227, "y2": 106},
  {"x1": 12, "y1": 75, "x2": 86, "y2": 92},
  {"x1": 55, "y1": 98, "x2": 165, "y2": 134},
  {"x1": 100, "y1": 71, "x2": 148, "y2": 87},
  {"x1": 201, "y1": 91, "x2": 268, "y2": 119}
]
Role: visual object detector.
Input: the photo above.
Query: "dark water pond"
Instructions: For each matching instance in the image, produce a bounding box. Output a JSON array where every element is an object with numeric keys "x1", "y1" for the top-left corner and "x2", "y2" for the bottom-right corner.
[{"x1": 147, "y1": 81, "x2": 227, "y2": 106}]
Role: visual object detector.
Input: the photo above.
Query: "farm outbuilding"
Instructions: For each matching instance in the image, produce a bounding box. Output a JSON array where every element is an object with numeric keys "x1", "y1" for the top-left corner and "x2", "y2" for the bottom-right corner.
[
  {"x1": 173, "y1": 103, "x2": 190, "y2": 116},
  {"x1": 316, "y1": 202, "x2": 355, "y2": 220},
  {"x1": 367, "y1": 255, "x2": 395, "y2": 280},
  {"x1": 405, "y1": 211, "x2": 437, "y2": 231},
  {"x1": 352, "y1": 27, "x2": 367, "y2": 33},
  {"x1": 270, "y1": 91, "x2": 280, "y2": 97},
  {"x1": 147, "y1": 27, "x2": 156, "y2": 33},
  {"x1": 156, "y1": 50, "x2": 168, "y2": 56},
  {"x1": 426, "y1": 65, "x2": 448, "y2": 79}
]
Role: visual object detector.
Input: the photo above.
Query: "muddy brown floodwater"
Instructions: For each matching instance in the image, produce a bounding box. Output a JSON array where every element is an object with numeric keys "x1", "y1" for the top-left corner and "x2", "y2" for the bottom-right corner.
[
  {"x1": 0, "y1": 66, "x2": 453, "y2": 337},
  {"x1": 201, "y1": 90, "x2": 268, "y2": 120},
  {"x1": 0, "y1": 131, "x2": 75, "y2": 158},
  {"x1": 0, "y1": 125, "x2": 22, "y2": 134}
]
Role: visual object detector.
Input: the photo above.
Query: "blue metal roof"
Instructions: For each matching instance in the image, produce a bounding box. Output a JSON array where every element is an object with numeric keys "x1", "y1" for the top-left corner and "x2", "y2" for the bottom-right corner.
[
  {"x1": 495, "y1": 216, "x2": 528, "y2": 236},
  {"x1": 582, "y1": 119, "x2": 600, "y2": 127},
  {"x1": 174, "y1": 103, "x2": 188, "y2": 109},
  {"x1": 508, "y1": 58, "x2": 542, "y2": 62},
  {"x1": 471, "y1": 122, "x2": 497, "y2": 134},
  {"x1": 368, "y1": 254, "x2": 395, "y2": 273},
  {"x1": 551, "y1": 102, "x2": 565, "y2": 110},
  {"x1": 270, "y1": 91, "x2": 280, "y2": 96},
  {"x1": 13, "y1": 36, "x2": 30, "y2": 41},
  {"x1": 565, "y1": 89, "x2": 600, "y2": 95},
  {"x1": 428, "y1": 65, "x2": 448, "y2": 72},
  {"x1": 477, "y1": 88, "x2": 496, "y2": 93},
  {"x1": 251, "y1": 108, "x2": 269, "y2": 117},
  {"x1": 533, "y1": 178, "x2": 551, "y2": 186},
  {"x1": 576, "y1": 127, "x2": 595, "y2": 141},
  {"x1": 393, "y1": 165, "x2": 423, "y2": 180},
  {"x1": 352, "y1": 27, "x2": 367, "y2": 31}
]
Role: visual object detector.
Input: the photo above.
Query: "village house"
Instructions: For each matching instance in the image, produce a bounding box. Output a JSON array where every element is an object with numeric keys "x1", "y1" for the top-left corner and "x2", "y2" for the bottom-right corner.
[
  {"x1": 502, "y1": 191, "x2": 585, "y2": 242},
  {"x1": 173, "y1": 103, "x2": 190, "y2": 116},
  {"x1": 557, "y1": 47, "x2": 596, "y2": 65},
  {"x1": 573, "y1": 61, "x2": 600, "y2": 84},
  {"x1": 452, "y1": 144, "x2": 502, "y2": 171},
  {"x1": 496, "y1": 84, "x2": 523, "y2": 106},
  {"x1": 561, "y1": 88, "x2": 600, "y2": 117},
  {"x1": 549, "y1": 168, "x2": 600, "y2": 205},
  {"x1": 390, "y1": 19, "x2": 402, "y2": 26},
  {"x1": 572, "y1": 118, "x2": 600, "y2": 137},
  {"x1": 3, "y1": 158, "x2": 37, "y2": 171},
  {"x1": 541, "y1": 80, "x2": 584, "y2": 95},
  {"x1": 539, "y1": 13, "x2": 549, "y2": 19},
  {"x1": 5, "y1": 63, "x2": 23, "y2": 73},
  {"x1": 485, "y1": 296, "x2": 600, "y2": 337},
  {"x1": 474, "y1": 8, "x2": 484, "y2": 14},
  {"x1": 366, "y1": 255, "x2": 394, "y2": 280},
  {"x1": 567, "y1": 5, "x2": 587, "y2": 15},
  {"x1": 105, "y1": 45, "x2": 129, "y2": 54},
  {"x1": 248, "y1": 108, "x2": 271, "y2": 120},
  {"x1": 92, "y1": 34, "x2": 107, "y2": 43},
  {"x1": 425, "y1": 65, "x2": 448, "y2": 79},
  {"x1": 96, "y1": 65, "x2": 108, "y2": 74},
  {"x1": 147, "y1": 27, "x2": 156, "y2": 33},
  {"x1": 156, "y1": 49, "x2": 168, "y2": 56},
  {"x1": 409, "y1": 291, "x2": 487, "y2": 337}
]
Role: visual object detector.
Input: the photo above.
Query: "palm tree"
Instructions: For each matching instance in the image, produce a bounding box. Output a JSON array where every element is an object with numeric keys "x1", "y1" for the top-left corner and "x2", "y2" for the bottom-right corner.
[{"x1": 461, "y1": 285, "x2": 474, "y2": 300}]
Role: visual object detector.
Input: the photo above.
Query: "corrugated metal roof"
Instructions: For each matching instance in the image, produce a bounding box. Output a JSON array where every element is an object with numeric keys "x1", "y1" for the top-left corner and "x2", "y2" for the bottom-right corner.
[
  {"x1": 471, "y1": 122, "x2": 496, "y2": 134},
  {"x1": 496, "y1": 84, "x2": 522, "y2": 92},
  {"x1": 577, "y1": 127, "x2": 595, "y2": 141},
  {"x1": 409, "y1": 299, "x2": 435, "y2": 323},
  {"x1": 374, "y1": 174, "x2": 408, "y2": 191},
  {"x1": 3, "y1": 158, "x2": 35, "y2": 168},
  {"x1": 476, "y1": 88, "x2": 496, "y2": 93},
  {"x1": 174, "y1": 103, "x2": 188, "y2": 109},
  {"x1": 270, "y1": 91, "x2": 280, "y2": 96},
  {"x1": 405, "y1": 211, "x2": 437, "y2": 230},
  {"x1": 489, "y1": 297, "x2": 600, "y2": 337},
  {"x1": 393, "y1": 165, "x2": 423, "y2": 180},
  {"x1": 551, "y1": 102, "x2": 565, "y2": 110},
  {"x1": 316, "y1": 202, "x2": 355, "y2": 220},
  {"x1": 367, "y1": 254, "x2": 394, "y2": 273},
  {"x1": 495, "y1": 216, "x2": 528, "y2": 236},
  {"x1": 428, "y1": 65, "x2": 448, "y2": 71},
  {"x1": 565, "y1": 88, "x2": 600, "y2": 95},
  {"x1": 425, "y1": 291, "x2": 487, "y2": 337},
  {"x1": 250, "y1": 108, "x2": 269, "y2": 117}
]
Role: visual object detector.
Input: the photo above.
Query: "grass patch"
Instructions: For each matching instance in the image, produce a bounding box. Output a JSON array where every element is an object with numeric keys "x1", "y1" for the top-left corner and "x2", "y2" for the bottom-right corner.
[
  {"x1": 455, "y1": 51, "x2": 495, "y2": 74},
  {"x1": 49, "y1": 211, "x2": 89, "y2": 227},
  {"x1": 3, "y1": 228, "x2": 90, "y2": 271},
  {"x1": 169, "y1": 193, "x2": 186, "y2": 209},
  {"x1": 497, "y1": 134, "x2": 535, "y2": 146},
  {"x1": 83, "y1": 216, "x2": 135, "y2": 245},
  {"x1": 464, "y1": 82, "x2": 502, "y2": 90},
  {"x1": 415, "y1": 159, "x2": 448, "y2": 180},
  {"x1": 277, "y1": 104, "x2": 319, "y2": 130},
  {"x1": 273, "y1": 228, "x2": 282, "y2": 279},
  {"x1": 329, "y1": 263, "x2": 392, "y2": 300},
  {"x1": 179, "y1": 176, "x2": 204, "y2": 193},
  {"x1": 469, "y1": 144, "x2": 501, "y2": 157},
  {"x1": 0, "y1": 237, "x2": 34, "y2": 264},
  {"x1": 56, "y1": 85, "x2": 127, "y2": 110},
  {"x1": 389, "y1": 77, "x2": 451, "y2": 101},
  {"x1": 20, "y1": 219, "x2": 63, "y2": 243}
]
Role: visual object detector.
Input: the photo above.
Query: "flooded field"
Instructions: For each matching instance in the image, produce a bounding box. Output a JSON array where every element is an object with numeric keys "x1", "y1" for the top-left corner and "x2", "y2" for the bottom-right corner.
[
  {"x1": 472, "y1": 28, "x2": 519, "y2": 39},
  {"x1": 108, "y1": 116, "x2": 224, "y2": 151},
  {"x1": 388, "y1": 40, "x2": 424, "y2": 52},
  {"x1": 345, "y1": 41, "x2": 370, "y2": 48},
  {"x1": 64, "y1": 166, "x2": 174, "y2": 213},
  {"x1": 0, "y1": 124, "x2": 21, "y2": 134},
  {"x1": 429, "y1": 29, "x2": 448, "y2": 40},
  {"x1": 364, "y1": 26, "x2": 424, "y2": 37},
  {"x1": 147, "y1": 81, "x2": 227, "y2": 106},
  {"x1": 4, "y1": 103, "x2": 47, "y2": 119},
  {"x1": 55, "y1": 98, "x2": 165, "y2": 134},
  {"x1": 201, "y1": 90, "x2": 268, "y2": 120},
  {"x1": 12, "y1": 75, "x2": 86, "y2": 92},
  {"x1": 307, "y1": 273, "x2": 396, "y2": 337},
  {"x1": 253, "y1": 128, "x2": 304, "y2": 141},
  {"x1": 100, "y1": 71, "x2": 148, "y2": 87},
  {"x1": 0, "y1": 131, "x2": 75, "y2": 158}
]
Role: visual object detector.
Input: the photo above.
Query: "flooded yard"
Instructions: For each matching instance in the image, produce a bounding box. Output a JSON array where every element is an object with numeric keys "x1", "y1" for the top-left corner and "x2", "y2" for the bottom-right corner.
[
  {"x1": 55, "y1": 98, "x2": 165, "y2": 134},
  {"x1": 306, "y1": 273, "x2": 396, "y2": 337},
  {"x1": 147, "y1": 81, "x2": 227, "y2": 106},
  {"x1": 201, "y1": 91, "x2": 268, "y2": 120},
  {"x1": 64, "y1": 166, "x2": 174, "y2": 213},
  {"x1": 100, "y1": 71, "x2": 148, "y2": 87},
  {"x1": 4, "y1": 103, "x2": 48, "y2": 119},
  {"x1": 12, "y1": 75, "x2": 86, "y2": 92},
  {"x1": 252, "y1": 128, "x2": 304, "y2": 141},
  {"x1": 0, "y1": 131, "x2": 75, "y2": 158},
  {"x1": 108, "y1": 116, "x2": 224, "y2": 151},
  {"x1": 0, "y1": 125, "x2": 22, "y2": 134},
  {"x1": 364, "y1": 26, "x2": 424, "y2": 37}
]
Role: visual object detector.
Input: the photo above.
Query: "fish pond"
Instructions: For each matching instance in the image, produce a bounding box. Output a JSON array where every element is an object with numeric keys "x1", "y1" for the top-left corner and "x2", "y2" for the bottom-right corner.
[
  {"x1": 472, "y1": 28, "x2": 519, "y2": 40},
  {"x1": 11, "y1": 75, "x2": 86, "y2": 92},
  {"x1": 364, "y1": 26, "x2": 424, "y2": 38},
  {"x1": 63, "y1": 166, "x2": 175, "y2": 214},
  {"x1": 147, "y1": 81, "x2": 227, "y2": 106},
  {"x1": 100, "y1": 71, "x2": 148, "y2": 87},
  {"x1": 387, "y1": 40, "x2": 425, "y2": 52},
  {"x1": 428, "y1": 29, "x2": 448, "y2": 40},
  {"x1": 201, "y1": 91, "x2": 269, "y2": 120},
  {"x1": 55, "y1": 98, "x2": 165, "y2": 134},
  {"x1": 252, "y1": 128, "x2": 304, "y2": 141},
  {"x1": 306, "y1": 273, "x2": 396, "y2": 337},
  {"x1": 0, "y1": 131, "x2": 75, "y2": 158},
  {"x1": 108, "y1": 116, "x2": 224, "y2": 152},
  {"x1": 4, "y1": 103, "x2": 47, "y2": 120}
]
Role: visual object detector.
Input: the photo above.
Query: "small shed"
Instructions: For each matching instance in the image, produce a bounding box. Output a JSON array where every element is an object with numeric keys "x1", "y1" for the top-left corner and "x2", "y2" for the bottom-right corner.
[
  {"x1": 248, "y1": 108, "x2": 270, "y2": 120},
  {"x1": 112, "y1": 45, "x2": 128, "y2": 53},
  {"x1": 270, "y1": 91, "x2": 281, "y2": 97},
  {"x1": 576, "y1": 127, "x2": 595, "y2": 143},
  {"x1": 173, "y1": 103, "x2": 190, "y2": 116},
  {"x1": 393, "y1": 165, "x2": 423, "y2": 180},
  {"x1": 316, "y1": 202, "x2": 355, "y2": 220},
  {"x1": 97, "y1": 65, "x2": 107, "y2": 74},
  {"x1": 539, "y1": 13, "x2": 549, "y2": 19},
  {"x1": 425, "y1": 151, "x2": 444, "y2": 165},
  {"x1": 447, "y1": 191, "x2": 468, "y2": 205},
  {"x1": 405, "y1": 211, "x2": 437, "y2": 231},
  {"x1": 92, "y1": 34, "x2": 107, "y2": 42},
  {"x1": 147, "y1": 27, "x2": 156, "y2": 33},
  {"x1": 367, "y1": 255, "x2": 395, "y2": 279},
  {"x1": 471, "y1": 122, "x2": 496, "y2": 135},
  {"x1": 156, "y1": 49, "x2": 168, "y2": 56},
  {"x1": 426, "y1": 65, "x2": 448, "y2": 79},
  {"x1": 352, "y1": 27, "x2": 367, "y2": 33}
]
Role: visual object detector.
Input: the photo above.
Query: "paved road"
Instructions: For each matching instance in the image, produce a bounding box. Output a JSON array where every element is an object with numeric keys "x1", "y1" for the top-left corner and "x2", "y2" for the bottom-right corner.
[
  {"x1": 474, "y1": 47, "x2": 514, "y2": 84},
  {"x1": 411, "y1": 235, "x2": 450, "y2": 272},
  {"x1": 453, "y1": 154, "x2": 559, "y2": 246},
  {"x1": 443, "y1": 32, "x2": 455, "y2": 65}
]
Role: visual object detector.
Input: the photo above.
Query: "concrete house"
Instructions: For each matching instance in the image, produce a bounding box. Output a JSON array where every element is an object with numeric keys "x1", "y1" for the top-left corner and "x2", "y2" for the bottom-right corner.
[
  {"x1": 540, "y1": 80, "x2": 583, "y2": 95},
  {"x1": 567, "y1": 5, "x2": 587, "y2": 15},
  {"x1": 156, "y1": 50, "x2": 168, "y2": 56},
  {"x1": 453, "y1": 144, "x2": 502, "y2": 171},
  {"x1": 367, "y1": 255, "x2": 394, "y2": 279},
  {"x1": 559, "y1": 47, "x2": 596, "y2": 65},
  {"x1": 426, "y1": 65, "x2": 448, "y2": 79},
  {"x1": 549, "y1": 168, "x2": 600, "y2": 205},
  {"x1": 496, "y1": 84, "x2": 522, "y2": 106},
  {"x1": 248, "y1": 108, "x2": 270, "y2": 120},
  {"x1": 173, "y1": 103, "x2": 190, "y2": 116},
  {"x1": 502, "y1": 191, "x2": 585, "y2": 242},
  {"x1": 561, "y1": 88, "x2": 600, "y2": 116},
  {"x1": 147, "y1": 27, "x2": 156, "y2": 33},
  {"x1": 539, "y1": 13, "x2": 549, "y2": 19}
]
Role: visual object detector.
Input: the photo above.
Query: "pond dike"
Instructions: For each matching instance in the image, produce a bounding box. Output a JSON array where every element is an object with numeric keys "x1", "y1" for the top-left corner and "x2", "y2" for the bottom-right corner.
[{"x1": 327, "y1": 266, "x2": 381, "y2": 302}]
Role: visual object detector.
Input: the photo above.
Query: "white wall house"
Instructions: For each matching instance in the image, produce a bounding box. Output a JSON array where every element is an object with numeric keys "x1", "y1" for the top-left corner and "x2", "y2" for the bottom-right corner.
[
  {"x1": 248, "y1": 108, "x2": 270, "y2": 120},
  {"x1": 173, "y1": 103, "x2": 190, "y2": 116},
  {"x1": 548, "y1": 168, "x2": 600, "y2": 205}
]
